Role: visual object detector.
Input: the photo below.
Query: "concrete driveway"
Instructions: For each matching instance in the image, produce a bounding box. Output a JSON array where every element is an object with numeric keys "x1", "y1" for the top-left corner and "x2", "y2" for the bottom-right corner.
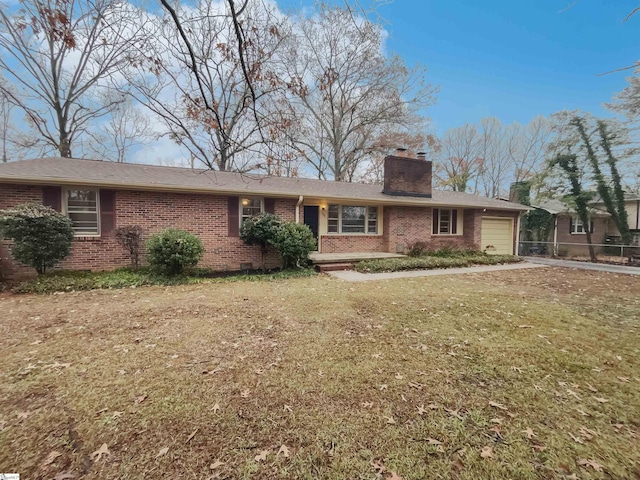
[{"x1": 523, "y1": 256, "x2": 640, "y2": 276}]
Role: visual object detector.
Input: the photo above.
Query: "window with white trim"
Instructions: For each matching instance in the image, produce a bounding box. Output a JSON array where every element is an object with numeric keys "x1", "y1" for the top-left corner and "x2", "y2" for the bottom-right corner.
[
  {"x1": 570, "y1": 216, "x2": 592, "y2": 234},
  {"x1": 432, "y1": 208, "x2": 460, "y2": 235},
  {"x1": 65, "y1": 189, "x2": 99, "y2": 235},
  {"x1": 327, "y1": 204, "x2": 379, "y2": 234},
  {"x1": 240, "y1": 197, "x2": 263, "y2": 224}
]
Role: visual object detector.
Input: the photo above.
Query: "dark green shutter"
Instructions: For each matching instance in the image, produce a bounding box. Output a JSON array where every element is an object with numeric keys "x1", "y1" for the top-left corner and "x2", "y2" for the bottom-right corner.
[
  {"x1": 264, "y1": 198, "x2": 276, "y2": 214},
  {"x1": 42, "y1": 186, "x2": 62, "y2": 212},
  {"x1": 228, "y1": 196, "x2": 239, "y2": 237},
  {"x1": 100, "y1": 189, "x2": 116, "y2": 236},
  {"x1": 432, "y1": 208, "x2": 439, "y2": 234}
]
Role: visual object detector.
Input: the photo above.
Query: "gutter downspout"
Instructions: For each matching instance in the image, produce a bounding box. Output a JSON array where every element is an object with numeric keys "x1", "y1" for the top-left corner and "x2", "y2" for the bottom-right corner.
[
  {"x1": 516, "y1": 212, "x2": 522, "y2": 255},
  {"x1": 636, "y1": 200, "x2": 639, "y2": 230},
  {"x1": 295, "y1": 195, "x2": 303, "y2": 224},
  {"x1": 553, "y1": 214, "x2": 558, "y2": 257}
]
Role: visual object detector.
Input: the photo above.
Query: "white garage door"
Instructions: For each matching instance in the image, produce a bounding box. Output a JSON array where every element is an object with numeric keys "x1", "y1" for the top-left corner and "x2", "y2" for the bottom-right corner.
[{"x1": 481, "y1": 217, "x2": 514, "y2": 255}]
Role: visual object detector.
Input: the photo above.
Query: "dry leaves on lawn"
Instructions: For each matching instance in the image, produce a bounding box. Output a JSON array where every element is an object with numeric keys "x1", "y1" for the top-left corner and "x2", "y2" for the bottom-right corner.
[
  {"x1": 53, "y1": 473, "x2": 76, "y2": 480},
  {"x1": 254, "y1": 450, "x2": 269, "y2": 462},
  {"x1": 480, "y1": 446, "x2": 494, "y2": 459},
  {"x1": 578, "y1": 458, "x2": 604, "y2": 472},
  {"x1": 186, "y1": 428, "x2": 198, "y2": 443},
  {"x1": 210, "y1": 460, "x2": 224, "y2": 470},
  {"x1": 156, "y1": 447, "x2": 169, "y2": 458},
  {"x1": 277, "y1": 444, "x2": 290, "y2": 458},
  {"x1": 17, "y1": 411, "x2": 30, "y2": 420},
  {"x1": 387, "y1": 471, "x2": 403, "y2": 480},
  {"x1": 489, "y1": 401, "x2": 508, "y2": 411},
  {"x1": 523, "y1": 427, "x2": 536, "y2": 439},
  {"x1": 42, "y1": 451, "x2": 63, "y2": 466},
  {"x1": 91, "y1": 444, "x2": 110, "y2": 462}
]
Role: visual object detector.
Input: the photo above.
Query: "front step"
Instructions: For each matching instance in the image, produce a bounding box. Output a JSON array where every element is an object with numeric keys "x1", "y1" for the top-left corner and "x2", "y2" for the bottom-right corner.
[{"x1": 316, "y1": 262, "x2": 355, "y2": 273}]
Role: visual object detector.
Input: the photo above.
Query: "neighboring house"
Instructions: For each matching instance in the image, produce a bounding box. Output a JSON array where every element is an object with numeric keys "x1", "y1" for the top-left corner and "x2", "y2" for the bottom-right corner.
[
  {"x1": 0, "y1": 154, "x2": 527, "y2": 279},
  {"x1": 590, "y1": 194, "x2": 640, "y2": 245},
  {"x1": 519, "y1": 196, "x2": 640, "y2": 257}
]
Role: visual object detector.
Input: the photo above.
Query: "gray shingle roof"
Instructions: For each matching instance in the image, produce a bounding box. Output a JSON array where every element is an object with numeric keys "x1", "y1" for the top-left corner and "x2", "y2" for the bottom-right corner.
[{"x1": 0, "y1": 157, "x2": 528, "y2": 211}]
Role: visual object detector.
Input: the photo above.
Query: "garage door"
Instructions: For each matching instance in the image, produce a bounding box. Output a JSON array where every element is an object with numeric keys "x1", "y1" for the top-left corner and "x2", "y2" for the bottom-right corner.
[{"x1": 481, "y1": 217, "x2": 514, "y2": 255}]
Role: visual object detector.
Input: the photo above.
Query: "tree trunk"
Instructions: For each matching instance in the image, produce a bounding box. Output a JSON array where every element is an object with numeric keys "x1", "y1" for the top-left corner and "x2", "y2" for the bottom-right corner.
[
  {"x1": 584, "y1": 224, "x2": 597, "y2": 263},
  {"x1": 59, "y1": 137, "x2": 71, "y2": 158}
]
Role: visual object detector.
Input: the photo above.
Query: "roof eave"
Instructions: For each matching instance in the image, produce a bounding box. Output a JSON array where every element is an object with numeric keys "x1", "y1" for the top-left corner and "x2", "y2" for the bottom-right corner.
[{"x1": 0, "y1": 176, "x2": 529, "y2": 211}]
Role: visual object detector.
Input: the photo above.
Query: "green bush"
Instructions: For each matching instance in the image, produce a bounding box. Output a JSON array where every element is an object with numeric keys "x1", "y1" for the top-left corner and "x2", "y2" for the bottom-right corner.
[
  {"x1": 240, "y1": 212, "x2": 281, "y2": 271},
  {"x1": 0, "y1": 203, "x2": 74, "y2": 274},
  {"x1": 146, "y1": 228, "x2": 204, "y2": 276},
  {"x1": 426, "y1": 247, "x2": 487, "y2": 258},
  {"x1": 272, "y1": 221, "x2": 316, "y2": 269},
  {"x1": 356, "y1": 254, "x2": 522, "y2": 273}
]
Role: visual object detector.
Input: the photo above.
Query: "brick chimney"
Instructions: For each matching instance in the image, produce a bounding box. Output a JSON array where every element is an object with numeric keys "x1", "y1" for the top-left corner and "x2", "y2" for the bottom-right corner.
[{"x1": 383, "y1": 149, "x2": 432, "y2": 198}]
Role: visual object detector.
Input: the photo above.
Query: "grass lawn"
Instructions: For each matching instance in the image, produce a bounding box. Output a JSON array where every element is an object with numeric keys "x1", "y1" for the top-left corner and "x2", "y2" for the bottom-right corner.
[{"x1": 0, "y1": 267, "x2": 638, "y2": 479}]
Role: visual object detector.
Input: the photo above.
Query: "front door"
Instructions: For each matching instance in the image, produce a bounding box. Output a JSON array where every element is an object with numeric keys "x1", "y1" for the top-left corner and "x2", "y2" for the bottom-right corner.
[{"x1": 304, "y1": 206, "x2": 319, "y2": 242}]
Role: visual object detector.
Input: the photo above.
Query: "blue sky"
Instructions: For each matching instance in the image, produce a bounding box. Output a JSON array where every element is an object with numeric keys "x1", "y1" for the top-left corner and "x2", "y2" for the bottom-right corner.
[{"x1": 280, "y1": 0, "x2": 640, "y2": 134}]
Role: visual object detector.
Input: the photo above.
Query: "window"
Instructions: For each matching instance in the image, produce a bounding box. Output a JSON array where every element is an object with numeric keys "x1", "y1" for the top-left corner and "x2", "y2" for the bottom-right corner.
[
  {"x1": 65, "y1": 189, "x2": 99, "y2": 235},
  {"x1": 570, "y1": 216, "x2": 592, "y2": 234},
  {"x1": 327, "y1": 204, "x2": 379, "y2": 234},
  {"x1": 432, "y1": 208, "x2": 460, "y2": 235},
  {"x1": 240, "y1": 197, "x2": 263, "y2": 224}
]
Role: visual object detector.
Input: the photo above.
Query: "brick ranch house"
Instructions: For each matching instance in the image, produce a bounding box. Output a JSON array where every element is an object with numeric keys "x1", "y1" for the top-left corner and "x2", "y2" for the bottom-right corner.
[{"x1": 0, "y1": 154, "x2": 527, "y2": 279}]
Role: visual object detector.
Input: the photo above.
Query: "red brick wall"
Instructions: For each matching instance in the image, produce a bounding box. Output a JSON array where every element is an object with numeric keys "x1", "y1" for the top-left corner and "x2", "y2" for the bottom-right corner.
[
  {"x1": 0, "y1": 184, "x2": 297, "y2": 280},
  {"x1": 556, "y1": 215, "x2": 609, "y2": 256},
  {"x1": 384, "y1": 206, "x2": 480, "y2": 254},
  {"x1": 320, "y1": 235, "x2": 385, "y2": 253}
]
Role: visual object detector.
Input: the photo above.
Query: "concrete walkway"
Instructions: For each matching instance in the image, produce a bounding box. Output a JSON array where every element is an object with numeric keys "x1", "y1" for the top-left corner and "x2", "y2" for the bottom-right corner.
[
  {"x1": 523, "y1": 256, "x2": 640, "y2": 276},
  {"x1": 328, "y1": 262, "x2": 547, "y2": 282}
]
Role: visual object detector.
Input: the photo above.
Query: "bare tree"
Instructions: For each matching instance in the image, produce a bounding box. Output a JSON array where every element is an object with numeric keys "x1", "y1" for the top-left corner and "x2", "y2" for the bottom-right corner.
[
  {"x1": 435, "y1": 116, "x2": 552, "y2": 196},
  {"x1": 0, "y1": 0, "x2": 148, "y2": 157},
  {"x1": 281, "y1": 3, "x2": 436, "y2": 181},
  {"x1": 125, "y1": 0, "x2": 288, "y2": 172},
  {"x1": 0, "y1": 89, "x2": 15, "y2": 162},
  {"x1": 476, "y1": 117, "x2": 510, "y2": 198},
  {"x1": 434, "y1": 124, "x2": 484, "y2": 192},
  {"x1": 357, "y1": 127, "x2": 438, "y2": 183},
  {"x1": 88, "y1": 96, "x2": 154, "y2": 163}
]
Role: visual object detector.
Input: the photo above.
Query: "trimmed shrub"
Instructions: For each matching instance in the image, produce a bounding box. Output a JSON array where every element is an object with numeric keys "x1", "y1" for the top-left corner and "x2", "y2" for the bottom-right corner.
[
  {"x1": 272, "y1": 221, "x2": 316, "y2": 269},
  {"x1": 0, "y1": 203, "x2": 74, "y2": 274},
  {"x1": 146, "y1": 228, "x2": 204, "y2": 276},
  {"x1": 115, "y1": 225, "x2": 144, "y2": 269},
  {"x1": 426, "y1": 247, "x2": 486, "y2": 258},
  {"x1": 356, "y1": 254, "x2": 522, "y2": 273},
  {"x1": 407, "y1": 241, "x2": 429, "y2": 257},
  {"x1": 240, "y1": 212, "x2": 281, "y2": 271}
]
